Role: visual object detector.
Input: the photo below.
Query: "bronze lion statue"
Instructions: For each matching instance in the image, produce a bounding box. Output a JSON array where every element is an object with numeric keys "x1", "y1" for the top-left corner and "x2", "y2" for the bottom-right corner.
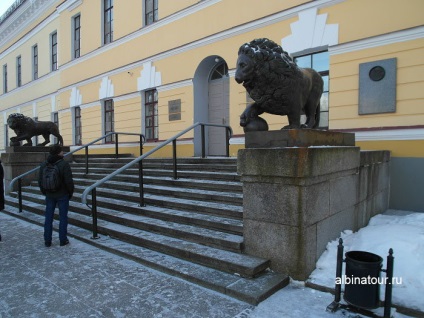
[
  {"x1": 7, "y1": 113, "x2": 63, "y2": 146},
  {"x1": 235, "y1": 38, "x2": 324, "y2": 131}
]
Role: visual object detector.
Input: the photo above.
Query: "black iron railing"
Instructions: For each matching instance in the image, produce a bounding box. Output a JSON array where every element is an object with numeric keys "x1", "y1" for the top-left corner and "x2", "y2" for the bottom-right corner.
[
  {"x1": 81, "y1": 122, "x2": 232, "y2": 239},
  {"x1": 9, "y1": 132, "x2": 145, "y2": 212}
]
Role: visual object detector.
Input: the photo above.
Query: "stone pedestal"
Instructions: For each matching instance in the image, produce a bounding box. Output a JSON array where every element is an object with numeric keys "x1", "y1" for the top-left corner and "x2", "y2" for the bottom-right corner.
[
  {"x1": 238, "y1": 130, "x2": 389, "y2": 280},
  {"x1": 1, "y1": 146, "x2": 71, "y2": 193}
]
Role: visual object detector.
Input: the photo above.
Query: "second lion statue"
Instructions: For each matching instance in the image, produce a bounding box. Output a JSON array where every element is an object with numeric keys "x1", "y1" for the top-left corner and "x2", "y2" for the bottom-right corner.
[
  {"x1": 235, "y1": 38, "x2": 324, "y2": 131},
  {"x1": 7, "y1": 113, "x2": 63, "y2": 146}
]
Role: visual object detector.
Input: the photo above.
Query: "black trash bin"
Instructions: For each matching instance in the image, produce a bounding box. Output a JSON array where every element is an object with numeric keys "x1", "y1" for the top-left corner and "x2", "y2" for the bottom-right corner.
[{"x1": 344, "y1": 251, "x2": 383, "y2": 309}]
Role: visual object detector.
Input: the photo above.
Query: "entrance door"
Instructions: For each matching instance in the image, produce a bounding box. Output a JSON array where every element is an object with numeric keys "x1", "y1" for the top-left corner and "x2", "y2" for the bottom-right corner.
[
  {"x1": 208, "y1": 77, "x2": 229, "y2": 156},
  {"x1": 207, "y1": 61, "x2": 229, "y2": 156}
]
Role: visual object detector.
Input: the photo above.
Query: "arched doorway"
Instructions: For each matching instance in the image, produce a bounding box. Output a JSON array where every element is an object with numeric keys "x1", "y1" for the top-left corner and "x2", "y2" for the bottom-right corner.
[{"x1": 193, "y1": 56, "x2": 229, "y2": 156}]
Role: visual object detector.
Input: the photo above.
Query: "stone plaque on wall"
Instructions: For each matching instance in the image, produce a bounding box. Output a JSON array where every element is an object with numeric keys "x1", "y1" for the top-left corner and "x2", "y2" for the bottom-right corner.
[
  {"x1": 359, "y1": 58, "x2": 397, "y2": 115},
  {"x1": 168, "y1": 99, "x2": 181, "y2": 121}
]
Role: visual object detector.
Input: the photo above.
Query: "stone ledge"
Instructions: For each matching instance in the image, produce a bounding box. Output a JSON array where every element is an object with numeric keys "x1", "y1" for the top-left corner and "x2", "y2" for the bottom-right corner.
[
  {"x1": 245, "y1": 129, "x2": 355, "y2": 148},
  {"x1": 6, "y1": 146, "x2": 71, "y2": 153}
]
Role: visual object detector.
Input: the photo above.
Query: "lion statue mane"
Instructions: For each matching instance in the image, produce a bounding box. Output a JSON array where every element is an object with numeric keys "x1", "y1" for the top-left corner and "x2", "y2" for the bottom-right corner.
[
  {"x1": 7, "y1": 113, "x2": 63, "y2": 146},
  {"x1": 235, "y1": 38, "x2": 324, "y2": 131}
]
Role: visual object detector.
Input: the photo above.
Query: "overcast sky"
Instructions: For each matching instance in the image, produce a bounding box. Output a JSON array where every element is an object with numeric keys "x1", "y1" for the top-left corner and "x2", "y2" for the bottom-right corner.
[{"x1": 0, "y1": 0, "x2": 17, "y2": 17}]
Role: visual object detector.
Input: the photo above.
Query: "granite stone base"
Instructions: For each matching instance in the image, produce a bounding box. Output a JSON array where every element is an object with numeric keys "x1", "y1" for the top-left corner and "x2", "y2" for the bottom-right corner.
[
  {"x1": 245, "y1": 129, "x2": 355, "y2": 148},
  {"x1": 238, "y1": 130, "x2": 390, "y2": 280},
  {"x1": 1, "y1": 146, "x2": 72, "y2": 193}
]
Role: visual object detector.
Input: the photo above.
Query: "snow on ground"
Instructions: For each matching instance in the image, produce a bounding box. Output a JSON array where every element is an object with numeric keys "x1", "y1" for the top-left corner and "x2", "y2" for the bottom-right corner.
[{"x1": 248, "y1": 210, "x2": 424, "y2": 318}]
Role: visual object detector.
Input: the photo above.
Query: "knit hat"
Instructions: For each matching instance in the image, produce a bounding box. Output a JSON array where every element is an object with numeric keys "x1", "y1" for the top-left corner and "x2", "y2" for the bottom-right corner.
[{"x1": 49, "y1": 144, "x2": 62, "y2": 156}]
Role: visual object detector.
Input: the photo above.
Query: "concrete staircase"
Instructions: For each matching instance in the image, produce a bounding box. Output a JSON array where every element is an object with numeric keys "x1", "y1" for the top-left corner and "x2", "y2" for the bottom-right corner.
[{"x1": 4, "y1": 154, "x2": 288, "y2": 304}]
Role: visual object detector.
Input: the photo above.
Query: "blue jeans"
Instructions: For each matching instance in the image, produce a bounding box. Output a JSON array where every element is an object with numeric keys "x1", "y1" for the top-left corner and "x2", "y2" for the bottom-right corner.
[{"x1": 44, "y1": 194, "x2": 69, "y2": 243}]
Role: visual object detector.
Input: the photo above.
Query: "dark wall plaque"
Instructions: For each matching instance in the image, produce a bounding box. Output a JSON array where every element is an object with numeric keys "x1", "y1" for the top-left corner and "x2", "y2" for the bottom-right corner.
[
  {"x1": 359, "y1": 58, "x2": 397, "y2": 115},
  {"x1": 168, "y1": 99, "x2": 181, "y2": 121}
]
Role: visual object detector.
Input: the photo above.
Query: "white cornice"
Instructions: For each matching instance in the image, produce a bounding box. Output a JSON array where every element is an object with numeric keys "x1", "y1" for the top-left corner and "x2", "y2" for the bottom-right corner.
[
  {"x1": 0, "y1": 9, "x2": 59, "y2": 60},
  {"x1": 157, "y1": 79, "x2": 192, "y2": 92},
  {"x1": 355, "y1": 128, "x2": 424, "y2": 141},
  {"x1": 0, "y1": 0, "x2": 61, "y2": 49},
  {"x1": 57, "y1": 0, "x2": 83, "y2": 13},
  {"x1": 329, "y1": 26, "x2": 424, "y2": 55},
  {"x1": 60, "y1": 0, "x2": 345, "y2": 72}
]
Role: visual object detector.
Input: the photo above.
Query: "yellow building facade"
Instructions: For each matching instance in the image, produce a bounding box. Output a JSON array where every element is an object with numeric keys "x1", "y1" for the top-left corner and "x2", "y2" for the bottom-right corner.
[{"x1": 0, "y1": 0, "x2": 423, "y2": 210}]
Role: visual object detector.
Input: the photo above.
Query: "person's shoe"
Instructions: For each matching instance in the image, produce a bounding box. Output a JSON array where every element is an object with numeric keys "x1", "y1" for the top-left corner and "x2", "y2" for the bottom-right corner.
[
  {"x1": 45, "y1": 241, "x2": 52, "y2": 247},
  {"x1": 60, "y1": 239, "x2": 69, "y2": 246}
]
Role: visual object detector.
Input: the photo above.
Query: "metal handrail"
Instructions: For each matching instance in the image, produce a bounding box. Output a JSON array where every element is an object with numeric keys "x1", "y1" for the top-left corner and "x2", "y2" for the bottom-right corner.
[
  {"x1": 9, "y1": 132, "x2": 145, "y2": 212},
  {"x1": 81, "y1": 122, "x2": 232, "y2": 239}
]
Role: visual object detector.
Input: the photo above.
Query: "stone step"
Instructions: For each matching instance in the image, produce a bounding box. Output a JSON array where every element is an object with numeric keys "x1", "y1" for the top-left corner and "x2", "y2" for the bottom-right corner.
[
  {"x1": 71, "y1": 161, "x2": 237, "y2": 172},
  {"x1": 9, "y1": 191, "x2": 243, "y2": 252},
  {"x1": 72, "y1": 156, "x2": 237, "y2": 166},
  {"x1": 2, "y1": 205, "x2": 288, "y2": 305},
  {"x1": 70, "y1": 166, "x2": 241, "y2": 182},
  {"x1": 72, "y1": 172, "x2": 242, "y2": 193},
  {"x1": 6, "y1": 196, "x2": 265, "y2": 277},
  {"x1": 69, "y1": 177, "x2": 243, "y2": 206},
  {"x1": 63, "y1": 184, "x2": 243, "y2": 219},
  {"x1": 18, "y1": 186, "x2": 244, "y2": 234}
]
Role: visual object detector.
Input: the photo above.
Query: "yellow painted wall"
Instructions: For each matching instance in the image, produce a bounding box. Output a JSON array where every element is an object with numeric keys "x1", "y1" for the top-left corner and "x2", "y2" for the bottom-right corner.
[
  {"x1": 357, "y1": 140, "x2": 424, "y2": 158},
  {"x1": 330, "y1": 39, "x2": 424, "y2": 130},
  {"x1": 323, "y1": 0, "x2": 424, "y2": 45},
  {"x1": 1, "y1": 0, "x2": 423, "y2": 159}
]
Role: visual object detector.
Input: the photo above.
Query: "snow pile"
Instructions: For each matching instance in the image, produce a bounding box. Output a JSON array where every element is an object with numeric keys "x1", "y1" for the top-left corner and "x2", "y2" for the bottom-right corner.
[{"x1": 309, "y1": 211, "x2": 424, "y2": 311}]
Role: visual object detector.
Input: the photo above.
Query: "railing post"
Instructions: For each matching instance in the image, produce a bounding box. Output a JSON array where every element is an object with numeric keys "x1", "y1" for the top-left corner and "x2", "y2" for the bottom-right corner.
[
  {"x1": 139, "y1": 135, "x2": 143, "y2": 156},
  {"x1": 85, "y1": 146, "x2": 89, "y2": 175},
  {"x1": 115, "y1": 133, "x2": 119, "y2": 159},
  {"x1": 384, "y1": 248, "x2": 394, "y2": 318},
  {"x1": 201, "y1": 124, "x2": 206, "y2": 158},
  {"x1": 91, "y1": 188, "x2": 100, "y2": 239},
  {"x1": 225, "y1": 127, "x2": 230, "y2": 157},
  {"x1": 138, "y1": 143, "x2": 145, "y2": 206},
  {"x1": 327, "y1": 238, "x2": 344, "y2": 313},
  {"x1": 334, "y1": 238, "x2": 344, "y2": 303},
  {"x1": 172, "y1": 139, "x2": 178, "y2": 179},
  {"x1": 18, "y1": 178, "x2": 23, "y2": 212}
]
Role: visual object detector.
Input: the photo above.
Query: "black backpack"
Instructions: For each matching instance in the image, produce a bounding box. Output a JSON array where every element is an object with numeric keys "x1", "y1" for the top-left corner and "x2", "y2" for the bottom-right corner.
[{"x1": 42, "y1": 160, "x2": 62, "y2": 192}]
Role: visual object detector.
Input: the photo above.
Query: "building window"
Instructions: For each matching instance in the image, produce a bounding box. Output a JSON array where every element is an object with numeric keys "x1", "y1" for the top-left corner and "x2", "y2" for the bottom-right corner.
[
  {"x1": 145, "y1": 0, "x2": 158, "y2": 26},
  {"x1": 33, "y1": 117, "x2": 38, "y2": 145},
  {"x1": 51, "y1": 32, "x2": 58, "y2": 71},
  {"x1": 104, "y1": 0, "x2": 113, "y2": 44},
  {"x1": 104, "y1": 99, "x2": 114, "y2": 143},
  {"x1": 145, "y1": 89, "x2": 158, "y2": 141},
  {"x1": 16, "y1": 56, "x2": 22, "y2": 87},
  {"x1": 294, "y1": 51, "x2": 329, "y2": 129},
  {"x1": 74, "y1": 107, "x2": 82, "y2": 145},
  {"x1": 33, "y1": 45, "x2": 38, "y2": 80},
  {"x1": 73, "y1": 15, "x2": 81, "y2": 59},
  {"x1": 3, "y1": 64, "x2": 7, "y2": 93},
  {"x1": 5, "y1": 124, "x2": 9, "y2": 146},
  {"x1": 52, "y1": 112, "x2": 59, "y2": 144}
]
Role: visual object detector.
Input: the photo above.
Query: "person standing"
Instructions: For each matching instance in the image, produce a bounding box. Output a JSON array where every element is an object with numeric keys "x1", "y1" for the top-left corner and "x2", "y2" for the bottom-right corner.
[{"x1": 38, "y1": 145, "x2": 74, "y2": 247}]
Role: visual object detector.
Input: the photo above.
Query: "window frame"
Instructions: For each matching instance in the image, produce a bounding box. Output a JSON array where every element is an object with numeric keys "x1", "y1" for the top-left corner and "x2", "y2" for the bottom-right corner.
[
  {"x1": 74, "y1": 107, "x2": 82, "y2": 145},
  {"x1": 103, "y1": 0, "x2": 113, "y2": 45},
  {"x1": 16, "y1": 55, "x2": 22, "y2": 87},
  {"x1": 144, "y1": 89, "x2": 158, "y2": 142},
  {"x1": 72, "y1": 14, "x2": 81, "y2": 59},
  {"x1": 104, "y1": 99, "x2": 115, "y2": 143},
  {"x1": 32, "y1": 45, "x2": 38, "y2": 80},
  {"x1": 293, "y1": 49, "x2": 329, "y2": 129},
  {"x1": 3, "y1": 64, "x2": 8, "y2": 93},
  {"x1": 52, "y1": 112, "x2": 59, "y2": 144},
  {"x1": 144, "y1": 0, "x2": 158, "y2": 26},
  {"x1": 50, "y1": 31, "x2": 58, "y2": 71}
]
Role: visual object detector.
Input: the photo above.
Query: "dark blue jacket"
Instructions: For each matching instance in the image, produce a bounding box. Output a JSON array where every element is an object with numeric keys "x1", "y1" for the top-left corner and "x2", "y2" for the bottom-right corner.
[{"x1": 38, "y1": 154, "x2": 74, "y2": 199}]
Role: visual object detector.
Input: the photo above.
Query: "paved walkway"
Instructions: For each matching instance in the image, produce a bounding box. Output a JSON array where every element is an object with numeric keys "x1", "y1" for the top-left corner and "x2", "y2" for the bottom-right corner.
[{"x1": 0, "y1": 212, "x2": 253, "y2": 318}]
